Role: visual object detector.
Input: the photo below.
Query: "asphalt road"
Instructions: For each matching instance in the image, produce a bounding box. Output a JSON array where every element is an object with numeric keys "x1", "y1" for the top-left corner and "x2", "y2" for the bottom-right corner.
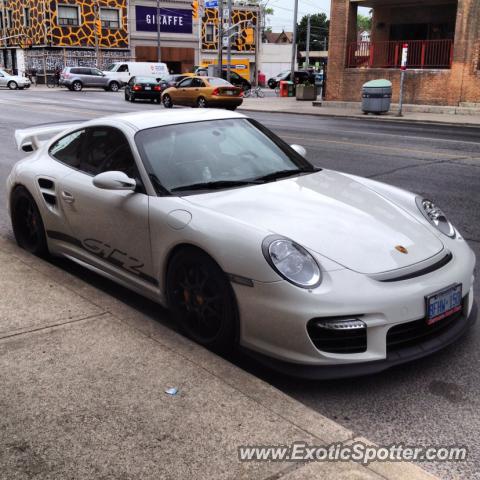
[{"x1": 1, "y1": 87, "x2": 479, "y2": 480}]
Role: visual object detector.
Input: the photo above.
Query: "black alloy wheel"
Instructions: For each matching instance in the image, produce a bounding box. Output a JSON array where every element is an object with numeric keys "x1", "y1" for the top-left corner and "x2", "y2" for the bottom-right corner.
[
  {"x1": 166, "y1": 249, "x2": 237, "y2": 353},
  {"x1": 11, "y1": 187, "x2": 48, "y2": 256}
]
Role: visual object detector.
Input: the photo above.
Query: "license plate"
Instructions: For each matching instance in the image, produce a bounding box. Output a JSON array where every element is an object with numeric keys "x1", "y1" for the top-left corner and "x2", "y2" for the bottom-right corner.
[
  {"x1": 224, "y1": 90, "x2": 234, "y2": 96},
  {"x1": 425, "y1": 284, "x2": 462, "y2": 325},
  {"x1": 145, "y1": 86, "x2": 151, "y2": 90}
]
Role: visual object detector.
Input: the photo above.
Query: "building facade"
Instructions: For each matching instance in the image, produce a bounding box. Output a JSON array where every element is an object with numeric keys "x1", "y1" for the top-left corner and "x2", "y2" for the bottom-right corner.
[
  {"x1": 200, "y1": 3, "x2": 260, "y2": 82},
  {"x1": 128, "y1": 0, "x2": 197, "y2": 73},
  {"x1": 0, "y1": 0, "x2": 130, "y2": 74},
  {"x1": 328, "y1": 0, "x2": 480, "y2": 106}
]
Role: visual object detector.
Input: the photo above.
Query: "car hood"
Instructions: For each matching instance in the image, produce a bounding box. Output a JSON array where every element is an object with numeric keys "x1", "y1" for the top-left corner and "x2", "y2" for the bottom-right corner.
[{"x1": 184, "y1": 170, "x2": 445, "y2": 274}]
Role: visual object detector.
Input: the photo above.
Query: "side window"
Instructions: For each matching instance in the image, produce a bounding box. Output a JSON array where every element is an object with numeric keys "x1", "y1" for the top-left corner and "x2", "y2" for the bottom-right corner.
[
  {"x1": 79, "y1": 127, "x2": 140, "y2": 179},
  {"x1": 91, "y1": 68, "x2": 103, "y2": 76},
  {"x1": 177, "y1": 78, "x2": 193, "y2": 88},
  {"x1": 128, "y1": 77, "x2": 135, "y2": 85},
  {"x1": 117, "y1": 64, "x2": 129, "y2": 72},
  {"x1": 191, "y1": 78, "x2": 204, "y2": 88},
  {"x1": 49, "y1": 129, "x2": 87, "y2": 168}
]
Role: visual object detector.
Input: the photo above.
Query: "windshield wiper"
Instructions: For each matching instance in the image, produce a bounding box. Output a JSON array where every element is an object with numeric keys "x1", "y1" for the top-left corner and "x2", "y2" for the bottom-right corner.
[
  {"x1": 171, "y1": 180, "x2": 260, "y2": 193},
  {"x1": 252, "y1": 169, "x2": 312, "y2": 183}
]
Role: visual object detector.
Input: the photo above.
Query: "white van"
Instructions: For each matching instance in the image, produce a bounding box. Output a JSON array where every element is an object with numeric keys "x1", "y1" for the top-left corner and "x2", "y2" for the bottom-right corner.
[{"x1": 103, "y1": 62, "x2": 169, "y2": 86}]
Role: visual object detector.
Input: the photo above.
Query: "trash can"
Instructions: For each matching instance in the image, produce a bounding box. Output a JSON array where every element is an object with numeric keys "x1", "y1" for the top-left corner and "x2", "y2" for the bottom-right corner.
[{"x1": 361, "y1": 79, "x2": 392, "y2": 114}]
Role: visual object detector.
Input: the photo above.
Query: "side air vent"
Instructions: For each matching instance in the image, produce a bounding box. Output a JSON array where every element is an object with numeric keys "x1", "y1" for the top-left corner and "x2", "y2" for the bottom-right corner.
[
  {"x1": 38, "y1": 178, "x2": 54, "y2": 189},
  {"x1": 37, "y1": 178, "x2": 57, "y2": 208}
]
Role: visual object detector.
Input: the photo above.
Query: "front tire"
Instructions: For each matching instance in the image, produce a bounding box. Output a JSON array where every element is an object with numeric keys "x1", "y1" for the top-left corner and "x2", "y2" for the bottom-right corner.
[
  {"x1": 8, "y1": 81, "x2": 18, "y2": 90},
  {"x1": 11, "y1": 186, "x2": 48, "y2": 256},
  {"x1": 162, "y1": 94, "x2": 173, "y2": 108},
  {"x1": 166, "y1": 248, "x2": 237, "y2": 353},
  {"x1": 197, "y1": 96, "x2": 207, "y2": 108}
]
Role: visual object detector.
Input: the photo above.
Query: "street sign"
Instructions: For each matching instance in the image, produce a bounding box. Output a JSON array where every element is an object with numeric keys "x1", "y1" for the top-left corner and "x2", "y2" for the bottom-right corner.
[
  {"x1": 222, "y1": 36, "x2": 228, "y2": 47},
  {"x1": 205, "y1": 0, "x2": 218, "y2": 7},
  {"x1": 223, "y1": 8, "x2": 230, "y2": 19},
  {"x1": 401, "y1": 43, "x2": 408, "y2": 70}
]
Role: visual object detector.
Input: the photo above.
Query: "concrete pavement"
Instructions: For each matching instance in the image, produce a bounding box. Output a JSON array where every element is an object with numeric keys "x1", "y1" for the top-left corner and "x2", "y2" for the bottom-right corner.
[
  {"x1": 238, "y1": 96, "x2": 480, "y2": 127},
  {"x1": 0, "y1": 236, "x2": 438, "y2": 479}
]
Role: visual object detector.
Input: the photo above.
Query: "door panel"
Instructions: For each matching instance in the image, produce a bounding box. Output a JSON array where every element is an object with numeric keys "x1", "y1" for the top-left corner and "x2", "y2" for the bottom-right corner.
[{"x1": 59, "y1": 171, "x2": 155, "y2": 285}]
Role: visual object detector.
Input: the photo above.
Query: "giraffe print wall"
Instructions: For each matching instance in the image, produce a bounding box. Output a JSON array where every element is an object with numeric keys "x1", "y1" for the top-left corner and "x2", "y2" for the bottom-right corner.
[
  {"x1": 201, "y1": 7, "x2": 258, "y2": 52},
  {"x1": 1, "y1": 0, "x2": 128, "y2": 49}
]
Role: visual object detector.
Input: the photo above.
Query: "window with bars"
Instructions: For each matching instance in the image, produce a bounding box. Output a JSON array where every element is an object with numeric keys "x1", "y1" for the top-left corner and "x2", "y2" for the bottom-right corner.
[
  {"x1": 24, "y1": 8, "x2": 30, "y2": 27},
  {"x1": 58, "y1": 5, "x2": 80, "y2": 26},
  {"x1": 206, "y1": 24, "x2": 216, "y2": 43},
  {"x1": 100, "y1": 8, "x2": 120, "y2": 29}
]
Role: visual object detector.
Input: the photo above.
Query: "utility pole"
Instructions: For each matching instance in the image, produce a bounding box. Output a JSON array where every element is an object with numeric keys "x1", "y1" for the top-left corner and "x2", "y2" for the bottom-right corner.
[
  {"x1": 290, "y1": 0, "x2": 298, "y2": 77},
  {"x1": 226, "y1": 0, "x2": 231, "y2": 82},
  {"x1": 157, "y1": 0, "x2": 161, "y2": 61},
  {"x1": 217, "y1": 0, "x2": 223, "y2": 77},
  {"x1": 305, "y1": 15, "x2": 310, "y2": 69},
  {"x1": 93, "y1": 2, "x2": 100, "y2": 66}
]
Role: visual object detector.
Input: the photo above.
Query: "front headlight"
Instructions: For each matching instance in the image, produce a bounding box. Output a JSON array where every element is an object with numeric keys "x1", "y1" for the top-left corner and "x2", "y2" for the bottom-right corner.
[
  {"x1": 416, "y1": 197, "x2": 455, "y2": 238},
  {"x1": 262, "y1": 236, "x2": 322, "y2": 288}
]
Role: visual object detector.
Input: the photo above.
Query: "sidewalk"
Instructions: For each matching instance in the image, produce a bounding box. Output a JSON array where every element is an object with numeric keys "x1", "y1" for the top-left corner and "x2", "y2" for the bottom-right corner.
[
  {"x1": 239, "y1": 96, "x2": 480, "y2": 127},
  {"x1": 0, "y1": 236, "x2": 438, "y2": 479}
]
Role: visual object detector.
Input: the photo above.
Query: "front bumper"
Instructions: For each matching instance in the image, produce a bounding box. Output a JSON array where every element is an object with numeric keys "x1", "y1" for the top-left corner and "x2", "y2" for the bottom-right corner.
[
  {"x1": 232, "y1": 238, "x2": 476, "y2": 377},
  {"x1": 242, "y1": 302, "x2": 477, "y2": 379}
]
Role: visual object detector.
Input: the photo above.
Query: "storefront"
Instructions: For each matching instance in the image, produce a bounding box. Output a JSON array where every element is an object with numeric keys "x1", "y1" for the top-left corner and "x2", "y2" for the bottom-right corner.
[{"x1": 129, "y1": 1, "x2": 198, "y2": 73}]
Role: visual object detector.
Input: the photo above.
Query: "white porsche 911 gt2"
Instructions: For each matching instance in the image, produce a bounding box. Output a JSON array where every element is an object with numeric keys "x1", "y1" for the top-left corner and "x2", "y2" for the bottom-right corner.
[{"x1": 7, "y1": 109, "x2": 476, "y2": 378}]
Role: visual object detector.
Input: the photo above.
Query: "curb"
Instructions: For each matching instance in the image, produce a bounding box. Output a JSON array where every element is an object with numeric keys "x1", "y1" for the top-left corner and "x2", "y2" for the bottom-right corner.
[{"x1": 238, "y1": 106, "x2": 480, "y2": 130}]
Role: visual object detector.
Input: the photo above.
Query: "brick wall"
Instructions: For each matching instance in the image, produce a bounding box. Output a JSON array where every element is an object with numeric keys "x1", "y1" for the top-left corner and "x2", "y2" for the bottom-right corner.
[{"x1": 327, "y1": 0, "x2": 480, "y2": 106}]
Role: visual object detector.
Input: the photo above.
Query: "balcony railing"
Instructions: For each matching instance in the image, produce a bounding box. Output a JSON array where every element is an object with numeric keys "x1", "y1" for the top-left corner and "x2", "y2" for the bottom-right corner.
[{"x1": 347, "y1": 39, "x2": 454, "y2": 69}]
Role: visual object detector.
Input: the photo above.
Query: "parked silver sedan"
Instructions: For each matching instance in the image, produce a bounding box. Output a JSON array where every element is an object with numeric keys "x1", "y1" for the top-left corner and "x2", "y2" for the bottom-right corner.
[{"x1": 0, "y1": 69, "x2": 31, "y2": 90}]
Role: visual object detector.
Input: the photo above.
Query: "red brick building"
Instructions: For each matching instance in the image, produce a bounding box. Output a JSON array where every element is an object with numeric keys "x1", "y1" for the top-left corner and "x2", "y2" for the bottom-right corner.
[{"x1": 327, "y1": 0, "x2": 480, "y2": 105}]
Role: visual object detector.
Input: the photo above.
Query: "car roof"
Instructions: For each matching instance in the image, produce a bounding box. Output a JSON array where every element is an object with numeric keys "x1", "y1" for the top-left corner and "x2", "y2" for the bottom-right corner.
[{"x1": 85, "y1": 109, "x2": 247, "y2": 131}]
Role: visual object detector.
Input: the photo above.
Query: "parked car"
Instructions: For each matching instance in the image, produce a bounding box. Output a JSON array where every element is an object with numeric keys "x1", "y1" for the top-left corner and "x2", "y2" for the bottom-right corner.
[
  {"x1": 103, "y1": 62, "x2": 169, "y2": 87},
  {"x1": 162, "y1": 76, "x2": 243, "y2": 110},
  {"x1": 195, "y1": 68, "x2": 251, "y2": 91},
  {"x1": 9, "y1": 110, "x2": 477, "y2": 379},
  {"x1": 0, "y1": 69, "x2": 31, "y2": 90},
  {"x1": 124, "y1": 76, "x2": 163, "y2": 103},
  {"x1": 60, "y1": 67, "x2": 121, "y2": 92},
  {"x1": 267, "y1": 70, "x2": 314, "y2": 89}
]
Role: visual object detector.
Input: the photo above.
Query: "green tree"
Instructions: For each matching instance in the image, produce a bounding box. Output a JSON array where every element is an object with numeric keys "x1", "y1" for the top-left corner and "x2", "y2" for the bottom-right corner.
[
  {"x1": 297, "y1": 13, "x2": 329, "y2": 52},
  {"x1": 357, "y1": 14, "x2": 372, "y2": 32}
]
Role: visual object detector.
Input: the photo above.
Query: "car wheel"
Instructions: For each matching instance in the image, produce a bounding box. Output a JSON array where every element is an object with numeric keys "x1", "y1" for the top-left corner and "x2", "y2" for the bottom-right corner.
[
  {"x1": 11, "y1": 186, "x2": 48, "y2": 257},
  {"x1": 109, "y1": 81, "x2": 120, "y2": 92},
  {"x1": 162, "y1": 94, "x2": 173, "y2": 108},
  {"x1": 197, "y1": 96, "x2": 207, "y2": 108},
  {"x1": 72, "y1": 81, "x2": 82, "y2": 92},
  {"x1": 8, "y1": 81, "x2": 18, "y2": 90},
  {"x1": 166, "y1": 248, "x2": 237, "y2": 353}
]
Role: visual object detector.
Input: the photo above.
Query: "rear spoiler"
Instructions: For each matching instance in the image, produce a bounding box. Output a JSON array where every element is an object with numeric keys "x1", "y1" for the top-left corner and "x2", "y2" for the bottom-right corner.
[{"x1": 15, "y1": 122, "x2": 83, "y2": 152}]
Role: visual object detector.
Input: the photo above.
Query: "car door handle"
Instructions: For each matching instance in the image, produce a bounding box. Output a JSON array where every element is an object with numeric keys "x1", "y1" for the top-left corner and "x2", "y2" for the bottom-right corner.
[{"x1": 61, "y1": 191, "x2": 75, "y2": 204}]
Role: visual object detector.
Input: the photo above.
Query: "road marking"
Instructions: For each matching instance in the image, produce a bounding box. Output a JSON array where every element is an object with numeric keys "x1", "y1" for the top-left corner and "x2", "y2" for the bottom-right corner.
[{"x1": 281, "y1": 134, "x2": 469, "y2": 159}]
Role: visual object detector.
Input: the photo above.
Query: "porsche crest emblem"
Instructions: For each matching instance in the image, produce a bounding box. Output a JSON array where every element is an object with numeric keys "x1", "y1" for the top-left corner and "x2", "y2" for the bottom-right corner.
[{"x1": 395, "y1": 245, "x2": 409, "y2": 254}]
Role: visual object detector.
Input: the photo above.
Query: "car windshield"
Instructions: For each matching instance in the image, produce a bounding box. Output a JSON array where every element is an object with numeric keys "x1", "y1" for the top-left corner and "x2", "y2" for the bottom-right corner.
[
  {"x1": 135, "y1": 118, "x2": 316, "y2": 195},
  {"x1": 207, "y1": 77, "x2": 231, "y2": 86},
  {"x1": 277, "y1": 71, "x2": 289, "y2": 78},
  {"x1": 136, "y1": 76, "x2": 158, "y2": 84},
  {"x1": 105, "y1": 64, "x2": 117, "y2": 71}
]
